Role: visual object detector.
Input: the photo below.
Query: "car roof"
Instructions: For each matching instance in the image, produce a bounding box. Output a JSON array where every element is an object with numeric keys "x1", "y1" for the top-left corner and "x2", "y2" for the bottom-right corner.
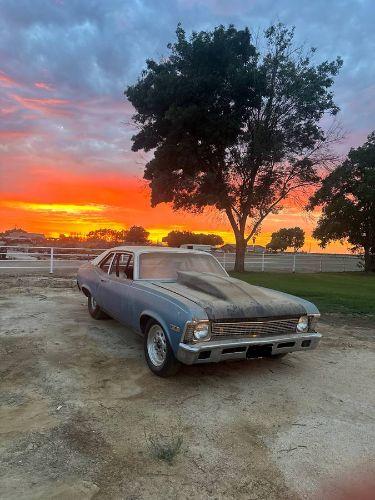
[
  {"x1": 91, "y1": 246, "x2": 213, "y2": 265},
  {"x1": 111, "y1": 245, "x2": 210, "y2": 255}
]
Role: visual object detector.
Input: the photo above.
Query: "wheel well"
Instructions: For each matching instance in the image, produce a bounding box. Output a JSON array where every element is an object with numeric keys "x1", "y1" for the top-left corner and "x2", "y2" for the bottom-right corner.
[
  {"x1": 140, "y1": 314, "x2": 153, "y2": 334},
  {"x1": 81, "y1": 286, "x2": 90, "y2": 297}
]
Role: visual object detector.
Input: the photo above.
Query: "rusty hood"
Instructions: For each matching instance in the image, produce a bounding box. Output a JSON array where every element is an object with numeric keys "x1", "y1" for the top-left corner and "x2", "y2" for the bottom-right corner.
[{"x1": 154, "y1": 271, "x2": 313, "y2": 320}]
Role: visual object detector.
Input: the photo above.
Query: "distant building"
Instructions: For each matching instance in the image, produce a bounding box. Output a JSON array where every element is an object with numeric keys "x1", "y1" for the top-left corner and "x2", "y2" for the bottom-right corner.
[
  {"x1": 180, "y1": 244, "x2": 213, "y2": 252},
  {"x1": 1, "y1": 228, "x2": 46, "y2": 245}
]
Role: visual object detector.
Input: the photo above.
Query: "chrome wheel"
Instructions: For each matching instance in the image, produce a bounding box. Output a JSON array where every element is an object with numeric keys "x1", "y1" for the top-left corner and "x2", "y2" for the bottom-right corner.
[
  {"x1": 147, "y1": 324, "x2": 167, "y2": 367},
  {"x1": 90, "y1": 296, "x2": 97, "y2": 309}
]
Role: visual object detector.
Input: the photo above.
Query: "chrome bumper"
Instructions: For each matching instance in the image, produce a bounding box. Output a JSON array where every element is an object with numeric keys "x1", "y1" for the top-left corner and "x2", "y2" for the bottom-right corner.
[{"x1": 176, "y1": 332, "x2": 321, "y2": 365}]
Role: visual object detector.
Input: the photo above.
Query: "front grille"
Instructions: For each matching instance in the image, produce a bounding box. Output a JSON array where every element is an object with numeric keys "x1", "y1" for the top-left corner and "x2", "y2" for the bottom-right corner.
[{"x1": 211, "y1": 318, "x2": 299, "y2": 340}]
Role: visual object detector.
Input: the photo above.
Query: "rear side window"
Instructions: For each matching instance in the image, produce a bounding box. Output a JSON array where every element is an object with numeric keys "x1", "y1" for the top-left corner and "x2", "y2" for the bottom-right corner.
[
  {"x1": 99, "y1": 252, "x2": 114, "y2": 273},
  {"x1": 109, "y1": 253, "x2": 134, "y2": 280}
]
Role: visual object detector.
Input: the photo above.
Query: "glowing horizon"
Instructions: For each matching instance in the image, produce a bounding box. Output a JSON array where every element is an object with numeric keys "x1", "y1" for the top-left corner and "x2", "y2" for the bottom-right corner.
[{"x1": 0, "y1": 195, "x2": 349, "y2": 253}]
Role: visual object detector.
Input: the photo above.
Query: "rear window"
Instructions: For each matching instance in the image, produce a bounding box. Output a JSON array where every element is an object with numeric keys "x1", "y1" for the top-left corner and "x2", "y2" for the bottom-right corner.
[{"x1": 138, "y1": 252, "x2": 226, "y2": 280}]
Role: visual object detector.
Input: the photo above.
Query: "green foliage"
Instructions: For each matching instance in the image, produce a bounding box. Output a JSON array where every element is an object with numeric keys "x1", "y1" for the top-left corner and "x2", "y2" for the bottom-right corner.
[
  {"x1": 309, "y1": 132, "x2": 375, "y2": 271},
  {"x1": 162, "y1": 230, "x2": 223, "y2": 247},
  {"x1": 87, "y1": 226, "x2": 150, "y2": 244},
  {"x1": 124, "y1": 225, "x2": 150, "y2": 244},
  {"x1": 266, "y1": 227, "x2": 305, "y2": 252},
  {"x1": 231, "y1": 272, "x2": 375, "y2": 315},
  {"x1": 50, "y1": 226, "x2": 150, "y2": 247},
  {"x1": 126, "y1": 23, "x2": 342, "y2": 271}
]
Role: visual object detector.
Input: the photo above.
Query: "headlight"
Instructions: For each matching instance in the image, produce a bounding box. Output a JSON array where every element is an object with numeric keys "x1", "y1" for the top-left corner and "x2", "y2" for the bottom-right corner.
[
  {"x1": 296, "y1": 315, "x2": 309, "y2": 333},
  {"x1": 193, "y1": 321, "x2": 211, "y2": 341}
]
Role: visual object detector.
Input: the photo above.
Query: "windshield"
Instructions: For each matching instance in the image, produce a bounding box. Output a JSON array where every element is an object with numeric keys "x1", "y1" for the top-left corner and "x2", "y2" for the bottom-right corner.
[{"x1": 138, "y1": 252, "x2": 227, "y2": 280}]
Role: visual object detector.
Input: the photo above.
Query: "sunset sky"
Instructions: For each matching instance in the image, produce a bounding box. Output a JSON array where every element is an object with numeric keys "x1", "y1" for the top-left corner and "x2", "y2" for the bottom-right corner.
[{"x1": 0, "y1": 0, "x2": 374, "y2": 252}]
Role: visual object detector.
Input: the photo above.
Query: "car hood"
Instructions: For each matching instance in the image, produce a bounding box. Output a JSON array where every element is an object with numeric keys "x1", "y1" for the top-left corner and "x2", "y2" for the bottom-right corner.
[{"x1": 153, "y1": 271, "x2": 317, "y2": 320}]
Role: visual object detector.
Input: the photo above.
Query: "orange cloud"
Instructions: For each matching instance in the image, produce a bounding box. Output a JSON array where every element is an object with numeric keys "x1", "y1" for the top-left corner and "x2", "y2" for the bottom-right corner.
[
  {"x1": 10, "y1": 94, "x2": 71, "y2": 116},
  {"x1": 2, "y1": 201, "x2": 107, "y2": 214},
  {"x1": 0, "y1": 105, "x2": 18, "y2": 116},
  {"x1": 0, "y1": 71, "x2": 20, "y2": 87},
  {"x1": 34, "y1": 82, "x2": 54, "y2": 91},
  {"x1": 0, "y1": 130, "x2": 33, "y2": 140}
]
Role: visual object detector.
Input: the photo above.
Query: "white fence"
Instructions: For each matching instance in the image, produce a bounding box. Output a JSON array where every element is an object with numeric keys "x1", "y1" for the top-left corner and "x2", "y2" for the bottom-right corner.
[
  {"x1": 213, "y1": 252, "x2": 362, "y2": 273},
  {"x1": 0, "y1": 246, "x2": 104, "y2": 273},
  {"x1": 0, "y1": 245, "x2": 363, "y2": 273}
]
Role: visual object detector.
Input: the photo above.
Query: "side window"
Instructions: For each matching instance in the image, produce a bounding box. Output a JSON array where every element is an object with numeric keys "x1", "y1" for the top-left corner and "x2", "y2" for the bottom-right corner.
[
  {"x1": 99, "y1": 252, "x2": 114, "y2": 273},
  {"x1": 125, "y1": 254, "x2": 134, "y2": 280},
  {"x1": 109, "y1": 253, "x2": 134, "y2": 280}
]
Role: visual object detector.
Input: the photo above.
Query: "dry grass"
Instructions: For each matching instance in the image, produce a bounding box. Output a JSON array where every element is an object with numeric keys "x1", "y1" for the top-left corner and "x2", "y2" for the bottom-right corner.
[{"x1": 146, "y1": 431, "x2": 183, "y2": 465}]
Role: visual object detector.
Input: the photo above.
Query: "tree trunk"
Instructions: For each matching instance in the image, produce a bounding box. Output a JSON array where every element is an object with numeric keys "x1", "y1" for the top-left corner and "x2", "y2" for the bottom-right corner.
[
  {"x1": 364, "y1": 247, "x2": 375, "y2": 272},
  {"x1": 234, "y1": 235, "x2": 246, "y2": 272}
]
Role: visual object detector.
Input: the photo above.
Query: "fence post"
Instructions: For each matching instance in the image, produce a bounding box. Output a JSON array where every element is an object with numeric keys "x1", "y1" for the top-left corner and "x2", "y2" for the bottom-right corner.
[
  {"x1": 319, "y1": 256, "x2": 323, "y2": 272},
  {"x1": 223, "y1": 251, "x2": 226, "y2": 270},
  {"x1": 343, "y1": 257, "x2": 346, "y2": 272},
  {"x1": 50, "y1": 247, "x2": 54, "y2": 274},
  {"x1": 292, "y1": 253, "x2": 296, "y2": 273},
  {"x1": 261, "y1": 252, "x2": 265, "y2": 272}
]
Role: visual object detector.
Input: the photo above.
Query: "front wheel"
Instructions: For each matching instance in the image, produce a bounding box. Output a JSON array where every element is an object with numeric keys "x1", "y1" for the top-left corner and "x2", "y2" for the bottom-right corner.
[
  {"x1": 144, "y1": 320, "x2": 181, "y2": 377},
  {"x1": 87, "y1": 294, "x2": 108, "y2": 320}
]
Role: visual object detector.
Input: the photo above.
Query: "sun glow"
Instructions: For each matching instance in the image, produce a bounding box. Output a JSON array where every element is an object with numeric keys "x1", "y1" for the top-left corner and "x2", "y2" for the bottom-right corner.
[
  {"x1": 1, "y1": 201, "x2": 106, "y2": 214},
  {"x1": 0, "y1": 198, "x2": 350, "y2": 252}
]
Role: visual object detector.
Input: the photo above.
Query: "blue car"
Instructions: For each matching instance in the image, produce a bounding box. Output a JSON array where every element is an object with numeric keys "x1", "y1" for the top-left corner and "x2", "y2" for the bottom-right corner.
[{"x1": 77, "y1": 246, "x2": 321, "y2": 377}]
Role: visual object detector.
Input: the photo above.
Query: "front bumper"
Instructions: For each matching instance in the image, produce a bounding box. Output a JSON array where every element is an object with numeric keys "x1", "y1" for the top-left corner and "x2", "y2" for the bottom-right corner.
[{"x1": 176, "y1": 332, "x2": 321, "y2": 365}]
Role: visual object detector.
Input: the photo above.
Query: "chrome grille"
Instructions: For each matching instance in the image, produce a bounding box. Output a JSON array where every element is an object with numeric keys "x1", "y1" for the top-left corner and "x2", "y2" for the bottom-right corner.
[{"x1": 211, "y1": 318, "x2": 299, "y2": 340}]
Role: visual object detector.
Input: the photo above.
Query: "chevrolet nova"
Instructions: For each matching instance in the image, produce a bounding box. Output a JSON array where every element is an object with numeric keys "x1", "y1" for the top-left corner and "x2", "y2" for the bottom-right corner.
[{"x1": 77, "y1": 246, "x2": 321, "y2": 376}]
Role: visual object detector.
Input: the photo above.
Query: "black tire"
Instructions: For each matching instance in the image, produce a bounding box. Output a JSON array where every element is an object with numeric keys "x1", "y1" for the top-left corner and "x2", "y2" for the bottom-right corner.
[
  {"x1": 87, "y1": 294, "x2": 108, "y2": 320},
  {"x1": 144, "y1": 319, "x2": 181, "y2": 377}
]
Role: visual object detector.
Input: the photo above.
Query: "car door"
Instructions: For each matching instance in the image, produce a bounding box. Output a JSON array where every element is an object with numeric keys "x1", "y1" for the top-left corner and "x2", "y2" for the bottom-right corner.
[
  {"x1": 97, "y1": 252, "x2": 134, "y2": 324},
  {"x1": 94, "y1": 251, "x2": 115, "y2": 295}
]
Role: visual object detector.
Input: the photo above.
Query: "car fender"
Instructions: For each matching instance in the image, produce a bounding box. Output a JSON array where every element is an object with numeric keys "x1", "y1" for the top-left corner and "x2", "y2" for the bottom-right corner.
[
  {"x1": 77, "y1": 264, "x2": 101, "y2": 301},
  {"x1": 139, "y1": 309, "x2": 183, "y2": 352}
]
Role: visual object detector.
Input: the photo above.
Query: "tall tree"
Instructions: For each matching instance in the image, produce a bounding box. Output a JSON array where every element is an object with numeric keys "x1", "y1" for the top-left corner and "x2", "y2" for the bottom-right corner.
[
  {"x1": 266, "y1": 231, "x2": 289, "y2": 253},
  {"x1": 266, "y1": 227, "x2": 305, "y2": 252},
  {"x1": 125, "y1": 226, "x2": 150, "y2": 244},
  {"x1": 126, "y1": 23, "x2": 342, "y2": 271},
  {"x1": 162, "y1": 230, "x2": 223, "y2": 247},
  {"x1": 309, "y1": 132, "x2": 375, "y2": 272},
  {"x1": 191, "y1": 232, "x2": 223, "y2": 246},
  {"x1": 289, "y1": 227, "x2": 305, "y2": 252}
]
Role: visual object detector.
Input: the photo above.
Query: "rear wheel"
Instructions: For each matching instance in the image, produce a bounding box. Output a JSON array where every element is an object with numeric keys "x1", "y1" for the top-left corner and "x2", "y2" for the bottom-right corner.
[
  {"x1": 144, "y1": 320, "x2": 181, "y2": 377},
  {"x1": 87, "y1": 294, "x2": 108, "y2": 320}
]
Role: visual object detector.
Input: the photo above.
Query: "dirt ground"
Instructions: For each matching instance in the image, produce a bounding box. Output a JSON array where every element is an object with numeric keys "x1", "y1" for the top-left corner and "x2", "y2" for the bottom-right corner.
[{"x1": 0, "y1": 275, "x2": 374, "y2": 500}]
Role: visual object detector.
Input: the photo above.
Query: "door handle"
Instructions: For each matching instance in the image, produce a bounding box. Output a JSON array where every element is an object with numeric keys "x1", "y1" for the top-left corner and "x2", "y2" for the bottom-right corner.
[{"x1": 100, "y1": 277, "x2": 107, "y2": 282}]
